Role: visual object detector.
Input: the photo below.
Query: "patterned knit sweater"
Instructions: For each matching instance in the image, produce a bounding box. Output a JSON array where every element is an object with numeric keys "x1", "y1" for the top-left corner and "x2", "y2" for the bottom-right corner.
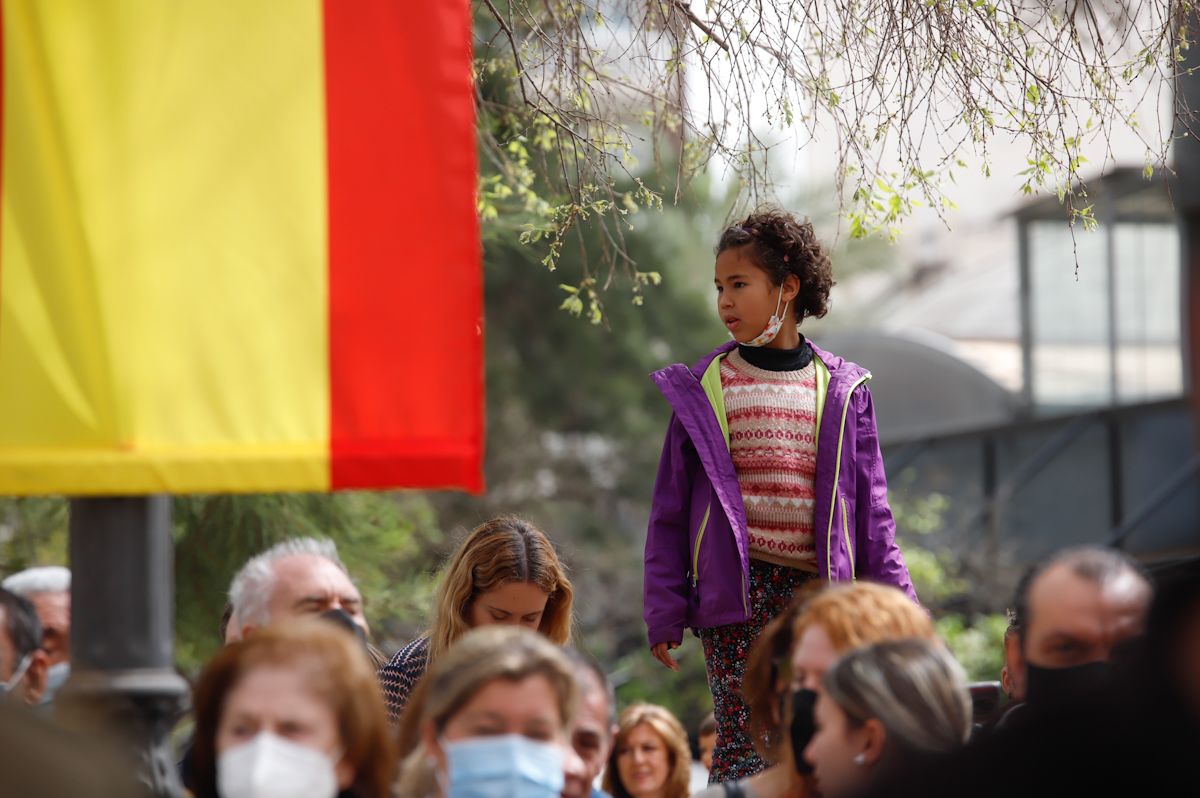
[
  {"x1": 377, "y1": 634, "x2": 430, "y2": 724},
  {"x1": 720, "y1": 348, "x2": 819, "y2": 571}
]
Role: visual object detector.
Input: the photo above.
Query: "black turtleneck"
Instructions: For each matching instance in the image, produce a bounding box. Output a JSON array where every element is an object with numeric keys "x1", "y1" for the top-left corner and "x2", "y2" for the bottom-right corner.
[{"x1": 737, "y1": 336, "x2": 813, "y2": 372}]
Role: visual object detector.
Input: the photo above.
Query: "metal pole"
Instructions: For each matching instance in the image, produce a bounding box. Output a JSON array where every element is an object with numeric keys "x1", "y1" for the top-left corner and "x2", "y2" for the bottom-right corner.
[
  {"x1": 61, "y1": 496, "x2": 187, "y2": 798},
  {"x1": 1017, "y1": 219, "x2": 1035, "y2": 412},
  {"x1": 1105, "y1": 212, "x2": 1119, "y2": 404},
  {"x1": 1106, "y1": 412, "x2": 1124, "y2": 530}
]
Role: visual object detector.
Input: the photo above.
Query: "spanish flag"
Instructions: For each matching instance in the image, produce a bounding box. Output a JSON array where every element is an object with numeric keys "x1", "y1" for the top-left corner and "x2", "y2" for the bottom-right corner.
[{"x1": 0, "y1": 1, "x2": 484, "y2": 495}]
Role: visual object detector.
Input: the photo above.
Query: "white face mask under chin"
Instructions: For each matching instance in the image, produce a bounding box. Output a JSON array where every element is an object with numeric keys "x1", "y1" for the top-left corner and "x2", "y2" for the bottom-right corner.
[{"x1": 217, "y1": 732, "x2": 340, "y2": 798}]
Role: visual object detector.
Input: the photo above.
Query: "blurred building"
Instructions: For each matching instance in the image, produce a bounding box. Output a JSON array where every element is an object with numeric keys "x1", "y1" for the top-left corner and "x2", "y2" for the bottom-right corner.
[{"x1": 818, "y1": 166, "x2": 1197, "y2": 598}]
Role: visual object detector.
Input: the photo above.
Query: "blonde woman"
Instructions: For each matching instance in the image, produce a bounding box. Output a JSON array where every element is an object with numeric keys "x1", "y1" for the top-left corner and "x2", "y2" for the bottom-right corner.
[
  {"x1": 604, "y1": 704, "x2": 691, "y2": 798},
  {"x1": 395, "y1": 625, "x2": 578, "y2": 798},
  {"x1": 378, "y1": 516, "x2": 574, "y2": 723},
  {"x1": 804, "y1": 639, "x2": 972, "y2": 798}
]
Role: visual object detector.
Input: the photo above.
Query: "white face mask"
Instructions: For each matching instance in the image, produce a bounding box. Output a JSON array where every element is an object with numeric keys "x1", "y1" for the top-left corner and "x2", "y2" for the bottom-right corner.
[
  {"x1": 217, "y1": 732, "x2": 340, "y2": 798},
  {"x1": 731, "y1": 285, "x2": 793, "y2": 347},
  {"x1": 1, "y1": 653, "x2": 32, "y2": 698}
]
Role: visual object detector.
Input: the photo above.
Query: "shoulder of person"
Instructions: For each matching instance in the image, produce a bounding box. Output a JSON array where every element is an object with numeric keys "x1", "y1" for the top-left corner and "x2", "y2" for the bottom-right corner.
[
  {"x1": 384, "y1": 634, "x2": 430, "y2": 670},
  {"x1": 809, "y1": 340, "x2": 869, "y2": 380},
  {"x1": 690, "y1": 341, "x2": 738, "y2": 376},
  {"x1": 692, "y1": 781, "x2": 754, "y2": 798}
]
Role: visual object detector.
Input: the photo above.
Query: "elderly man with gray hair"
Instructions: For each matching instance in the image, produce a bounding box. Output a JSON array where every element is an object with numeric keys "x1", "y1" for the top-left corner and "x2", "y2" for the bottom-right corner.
[
  {"x1": 225, "y1": 537, "x2": 368, "y2": 642},
  {"x1": 3, "y1": 566, "x2": 70, "y2": 706},
  {"x1": 2, "y1": 566, "x2": 70, "y2": 667}
]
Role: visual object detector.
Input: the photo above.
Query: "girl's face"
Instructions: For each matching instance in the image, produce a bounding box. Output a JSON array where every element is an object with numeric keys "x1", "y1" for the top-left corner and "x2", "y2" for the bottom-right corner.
[
  {"x1": 615, "y1": 723, "x2": 672, "y2": 798},
  {"x1": 714, "y1": 246, "x2": 798, "y2": 348},
  {"x1": 468, "y1": 580, "x2": 550, "y2": 631},
  {"x1": 216, "y1": 663, "x2": 353, "y2": 788},
  {"x1": 804, "y1": 691, "x2": 873, "y2": 798}
]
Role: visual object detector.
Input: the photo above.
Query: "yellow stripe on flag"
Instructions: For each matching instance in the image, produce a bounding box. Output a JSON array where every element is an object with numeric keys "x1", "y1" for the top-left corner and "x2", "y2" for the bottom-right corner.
[{"x1": 0, "y1": 1, "x2": 330, "y2": 493}]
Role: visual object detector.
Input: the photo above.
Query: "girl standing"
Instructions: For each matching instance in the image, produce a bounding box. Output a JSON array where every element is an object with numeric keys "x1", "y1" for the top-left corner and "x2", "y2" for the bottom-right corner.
[{"x1": 643, "y1": 209, "x2": 917, "y2": 782}]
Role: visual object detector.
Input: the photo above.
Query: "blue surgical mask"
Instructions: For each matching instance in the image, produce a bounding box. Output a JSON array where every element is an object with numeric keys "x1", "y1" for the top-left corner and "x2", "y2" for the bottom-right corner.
[
  {"x1": 39, "y1": 661, "x2": 69, "y2": 705},
  {"x1": 443, "y1": 734, "x2": 564, "y2": 798}
]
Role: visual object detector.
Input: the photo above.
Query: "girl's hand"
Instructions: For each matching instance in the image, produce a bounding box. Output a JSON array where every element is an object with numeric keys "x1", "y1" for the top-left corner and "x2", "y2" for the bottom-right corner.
[{"x1": 651, "y1": 641, "x2": 681, "y2": 671}]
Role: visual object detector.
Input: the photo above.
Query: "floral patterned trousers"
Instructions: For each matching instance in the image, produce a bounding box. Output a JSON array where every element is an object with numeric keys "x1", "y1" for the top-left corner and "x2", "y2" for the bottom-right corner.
[{"x1": 698, "y1": 559, "x2": 817, "y2": 783}]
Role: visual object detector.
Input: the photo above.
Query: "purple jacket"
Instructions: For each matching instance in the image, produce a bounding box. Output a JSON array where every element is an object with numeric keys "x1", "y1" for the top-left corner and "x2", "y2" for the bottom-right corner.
[{"x1": 644, "y1": 340, "x2": 917, "y2": 647}]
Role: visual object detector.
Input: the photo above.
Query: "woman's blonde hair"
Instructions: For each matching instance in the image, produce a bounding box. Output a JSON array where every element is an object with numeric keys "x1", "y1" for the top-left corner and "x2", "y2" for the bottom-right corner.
[
  {"x1": 792, "y1": 582, "x2": 932, "y2": 652},
  {"x1": 603, "y1": 704, "x2": 691, "y2": 798},
  {"x1": 823, "y1": 638, "x2": 972, "y2": 763},
  {"x1": 396, "y1": 626, "x2": 578, "y2": 795},
  {"x1": 191, "y1": 620, "x2": 394, "y2": 798},
  {"x1": 428, "y1": 516, "x2": 574, "y2": 662}
]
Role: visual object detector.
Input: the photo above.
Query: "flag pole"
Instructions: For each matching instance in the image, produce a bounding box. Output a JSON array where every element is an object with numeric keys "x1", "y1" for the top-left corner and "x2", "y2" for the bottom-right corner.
[{"x1": 62, "y1": 496, "x2": 187, "y2": 798}]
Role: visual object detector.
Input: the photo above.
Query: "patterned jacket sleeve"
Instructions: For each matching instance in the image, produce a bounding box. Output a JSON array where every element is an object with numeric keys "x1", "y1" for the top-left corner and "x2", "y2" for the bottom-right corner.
[{"x1": 377, "y1": 635, "x2": 431, "y2": 724}]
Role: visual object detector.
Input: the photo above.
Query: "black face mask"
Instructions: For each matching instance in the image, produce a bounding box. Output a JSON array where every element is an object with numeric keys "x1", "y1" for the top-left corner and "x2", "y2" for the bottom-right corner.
[
  {"x1": 1024, "y1": 660, "x2": 1111, "y2": 707},
  {"x1": 319, "y1": 607, "x2": 367, "y2": 647},
  {"x1": 789, "y1": 688, "x2": 818, "y2": 775}
]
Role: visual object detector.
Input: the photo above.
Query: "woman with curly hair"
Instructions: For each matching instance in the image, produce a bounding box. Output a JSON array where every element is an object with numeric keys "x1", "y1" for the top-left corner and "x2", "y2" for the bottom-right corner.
[
  {"x1": 604, "y1": 704, "x2": 692, "y2": 798},
  {"x1": 378, "y1": 516, "x2": 574, "y2": 723},
  {"x1": 643, "y1": 208, "x2": 917, "y2": 781}
]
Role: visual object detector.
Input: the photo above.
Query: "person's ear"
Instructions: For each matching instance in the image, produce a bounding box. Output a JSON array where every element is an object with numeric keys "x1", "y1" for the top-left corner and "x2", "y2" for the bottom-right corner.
[
  {"x1": 1006, "y1": 633, "x2": 1026, "y2": 701},
  {"x1": 859, "y1": 718, "x2": 887, "y2": 768},
  {"x1": 334, "y1": 754, "x2": 354, "y2": 790},
  {"x1": 23, "y1": 649, "x2": 49, "y2": 705},
  {"x1": 781, "y1": 273, "x2": 801, "y2": 304},
  {"x1": 421, "y1": 720, "x2": 446, "y2": 773}
]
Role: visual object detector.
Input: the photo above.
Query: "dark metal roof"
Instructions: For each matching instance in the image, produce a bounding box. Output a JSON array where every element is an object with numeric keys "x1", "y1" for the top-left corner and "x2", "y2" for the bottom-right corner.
[{"x1": 1011, "y1": 165, "x2": 1177, "y2": 224}]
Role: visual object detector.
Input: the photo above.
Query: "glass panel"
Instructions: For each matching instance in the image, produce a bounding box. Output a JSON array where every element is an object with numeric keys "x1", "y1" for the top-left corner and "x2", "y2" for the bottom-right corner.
[
  {"x1": 1114, "y1": 223, "x2": 1183, "y2": 402},
  {"x1": 1028, "y1": 221, "x2": 1110, "y2": 409}
]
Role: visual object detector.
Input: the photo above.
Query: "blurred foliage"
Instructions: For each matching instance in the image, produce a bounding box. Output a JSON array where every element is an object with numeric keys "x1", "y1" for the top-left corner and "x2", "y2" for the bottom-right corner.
[
  {"x1": 0, "y1": 498, "x2": 68, "y2": 574},
  {"x1": 892, "y1": 490, "x2": 1004, "y2": 683},
  {"x1": 0, "y1": 493, "x2": 446, "y2": 674},
  {"x1": 937, "y1": 613, "x2": 1009, "y2": 683},
  {"x1": 171, "y1": 492, "x2": 445, "y2": 671}
]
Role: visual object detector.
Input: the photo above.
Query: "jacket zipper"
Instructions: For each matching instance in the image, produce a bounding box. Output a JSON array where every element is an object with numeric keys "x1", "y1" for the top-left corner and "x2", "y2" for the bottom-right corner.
[
  {"x1": 825, "y1": 374, "x2": 871, "y2": 582},
  {"x1": 841, "y1": 496, "x2": 855, "y2": 580},
  {"x1": 694, "y1": 355, "x2": 748, "y2": 612},
  {"x1": 692, "y1": 503, "x2": 712, "y2": 587}
]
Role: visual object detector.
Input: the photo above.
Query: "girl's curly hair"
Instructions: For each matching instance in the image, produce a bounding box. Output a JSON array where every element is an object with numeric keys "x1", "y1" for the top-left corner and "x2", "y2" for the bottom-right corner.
[{"x1": 717, "y1": 208, "x2": 835, "y2": 321}]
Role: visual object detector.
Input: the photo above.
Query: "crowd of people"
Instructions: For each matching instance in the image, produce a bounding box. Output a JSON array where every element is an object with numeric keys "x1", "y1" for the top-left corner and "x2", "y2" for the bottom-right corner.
[{"x1": 2, "y1": 516, "x2": 1198, "y2": 797}]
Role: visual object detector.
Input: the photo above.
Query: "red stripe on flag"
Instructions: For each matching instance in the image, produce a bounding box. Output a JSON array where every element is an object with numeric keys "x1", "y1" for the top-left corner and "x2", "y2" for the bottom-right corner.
[{"x1": 323, "y1": 0, "x2": 484, "y2": 492}]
